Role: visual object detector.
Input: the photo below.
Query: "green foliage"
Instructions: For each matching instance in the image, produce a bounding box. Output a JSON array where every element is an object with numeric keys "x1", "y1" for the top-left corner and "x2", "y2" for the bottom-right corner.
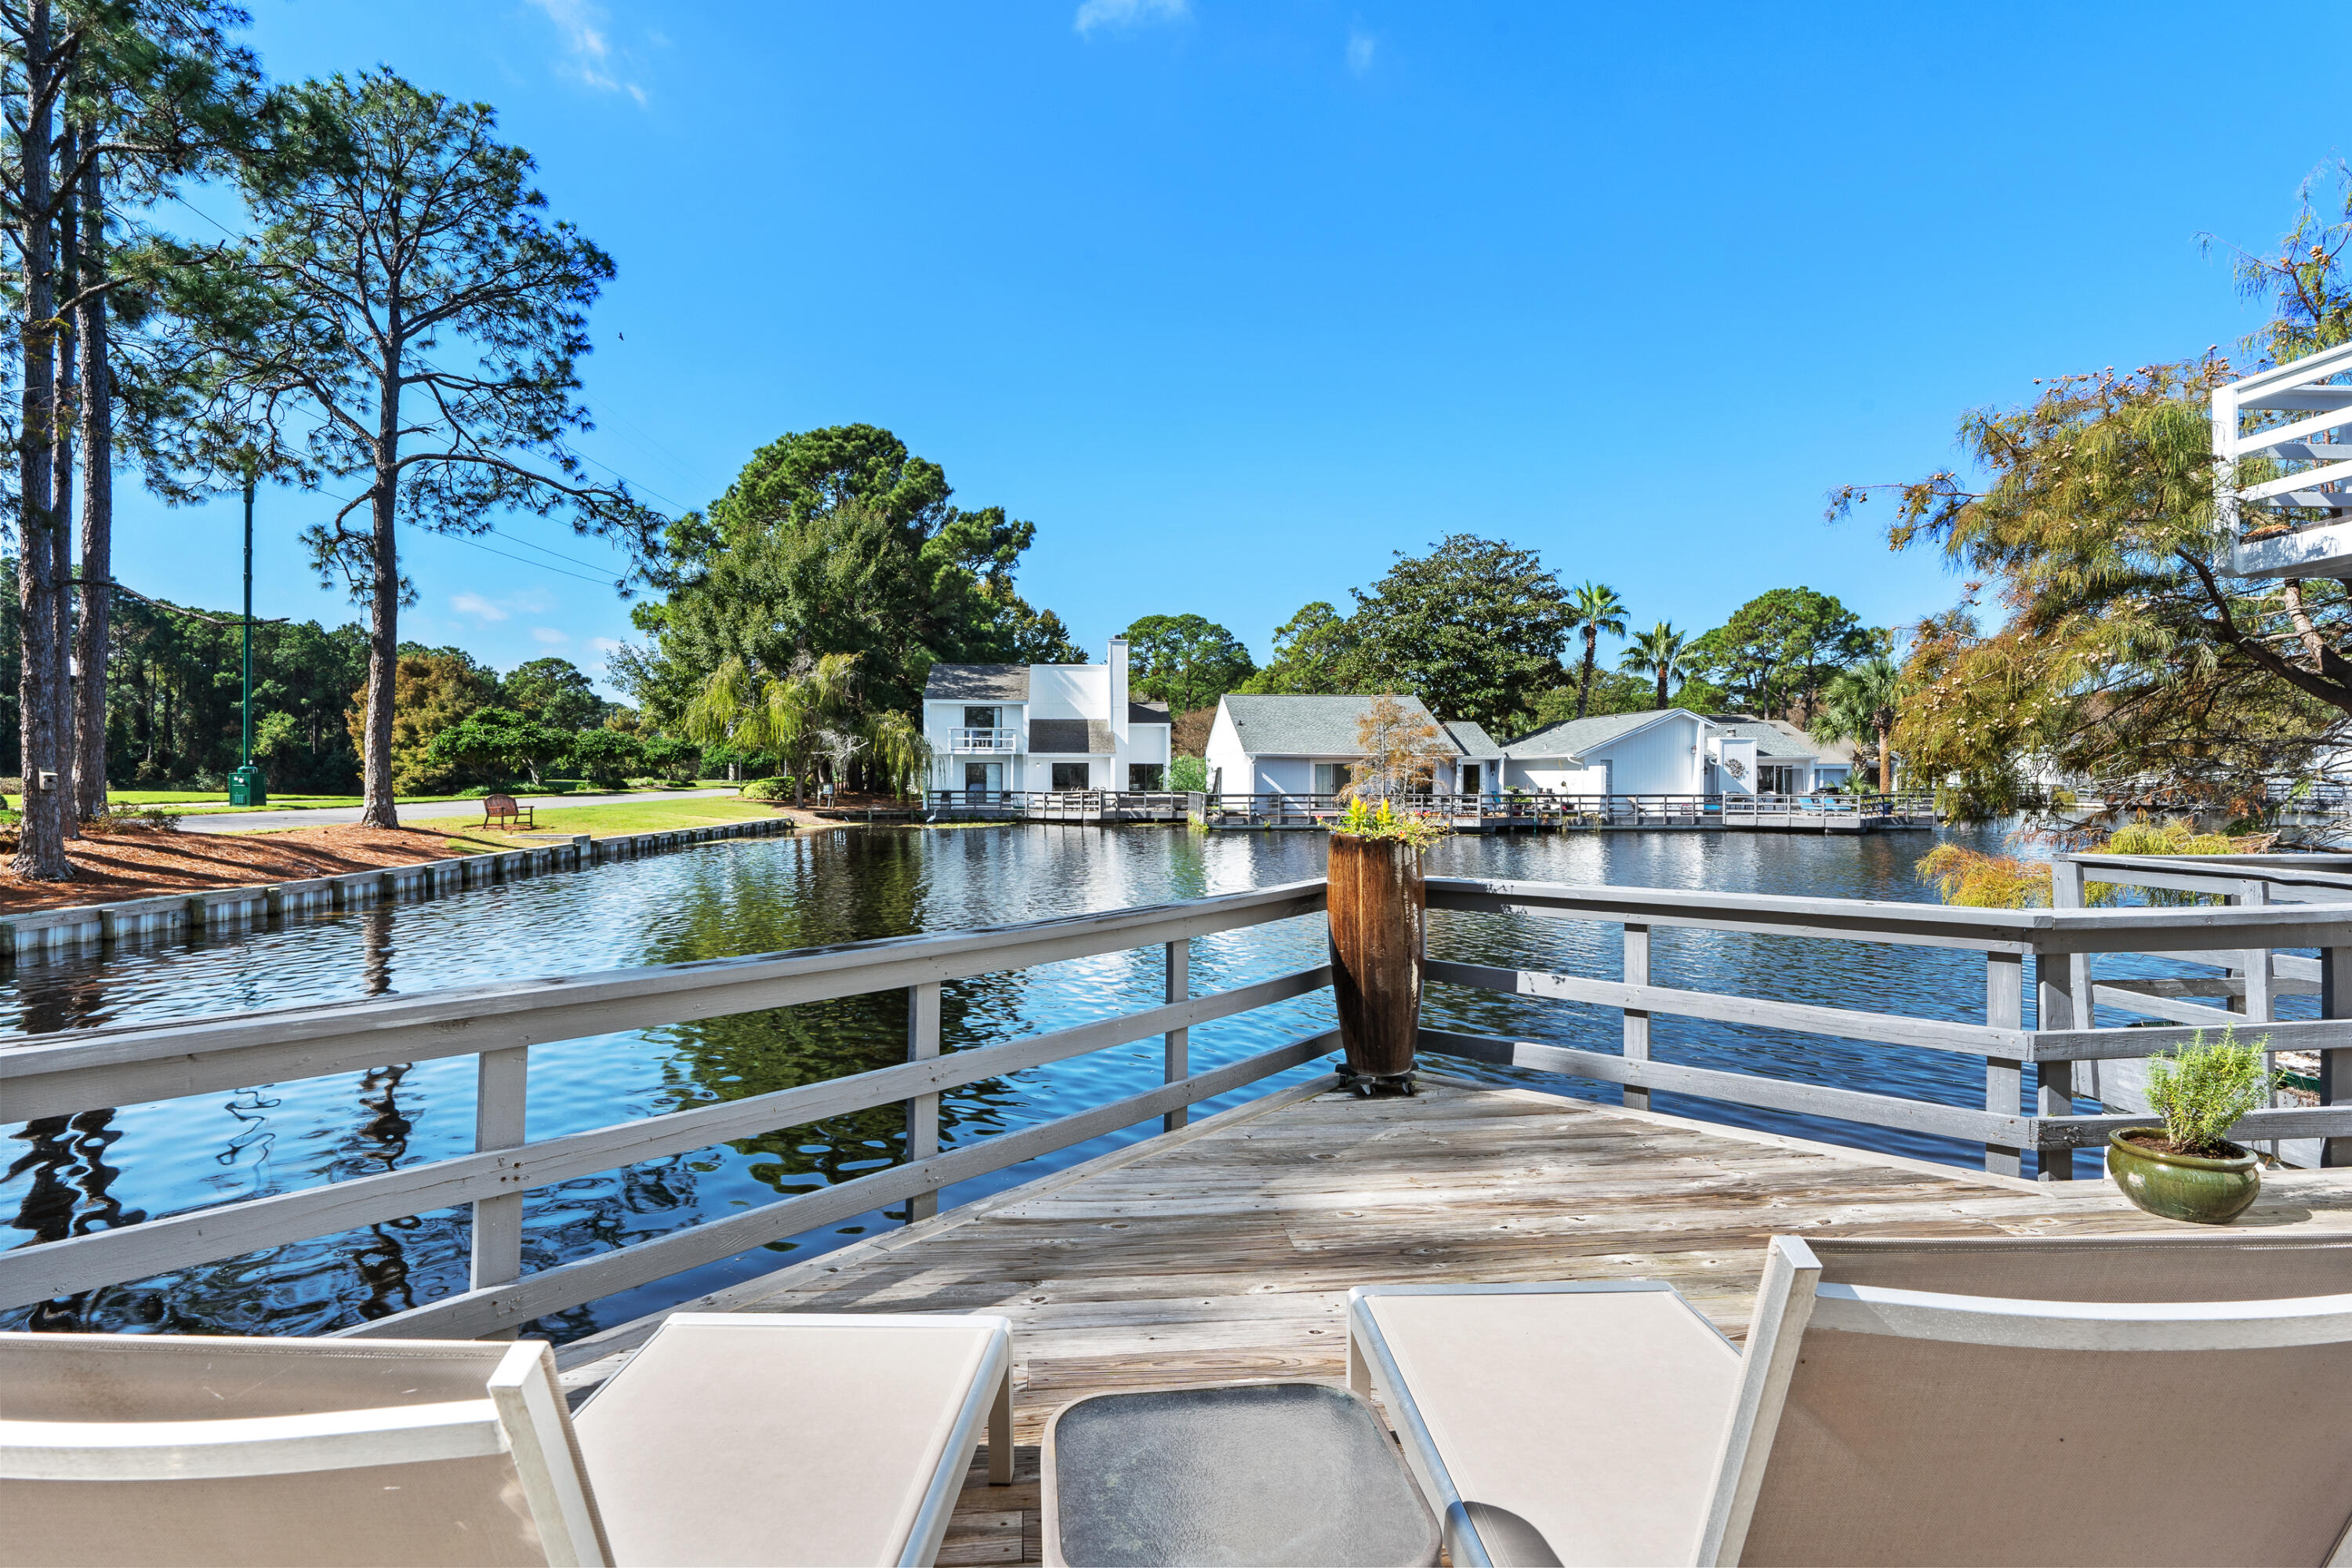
[
  {"x1": 1346, "y1": 535, "x2": 1574, "y2": 736},
  {"x1": 1810, "y1": 655, "x2": 1907, "y2": 792},
  {"x1": 1566, "y1": 582, "x2": 1628, "y2": 720},
  {"x1": 1169, "y1": 754, "x2": 1208, "y2": 792},
  {"x1": 865, "y1": 710, "x2": 932, "y2": 798},
  {"x1": 1527, "y1": 669, "x2": 1653, "y2": 728},
  {"x1": 738, "y1": 776, "x2": 797, "y2": 801},
  {"x1": 1240, "y1": 601, "x2": 1368, "y2": 695},
  {"x1": 501, "y1": 657, "x2": 606, "y2": 731},
  {"x1": 425, "y1": 706, "x2": 571, "y2": 787},
  {"x1": 1915, "y1": 842, "x2": 2053, "y2": 908},
  {"x1": 2143, "y1": 1029, "x2": 2275, "y2": 1156},
  {"x1": 350, "y1": 654, "x2": 495, "y2": 794},
  {"x1": 1619, "y1": 622, "x2": 1691, "y2": 710},
  {"x1": 1122, "y1": 614, "x2": 1255, "y2": 713},
  {"x1": 1325, "y1": 794, "x2": 1449, "y2": 851},
  {"x1": 1686, "y1": 588, "x2": 1878, "y2": 720},
  {"x1": 639, "y1": 734, "x2": 701, "y2": 782},
  {"x1": 567, "y1": 727, "x2": 643, "y2": 788}
]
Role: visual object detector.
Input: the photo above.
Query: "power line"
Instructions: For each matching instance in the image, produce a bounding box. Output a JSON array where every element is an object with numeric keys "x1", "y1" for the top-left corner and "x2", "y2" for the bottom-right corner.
[{"x1": 434, "y1": 532, "x2": 619, "y2": 587}]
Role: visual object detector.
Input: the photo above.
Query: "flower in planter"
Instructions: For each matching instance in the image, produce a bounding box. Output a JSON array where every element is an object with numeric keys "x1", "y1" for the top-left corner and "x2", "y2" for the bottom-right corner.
[
  {"x1": 2141, "y1": 1027, "x2": 2278, "y2": 1157},
  {"x1": 1323, "y1": 795, "x2": 1450, "y2": 852}
]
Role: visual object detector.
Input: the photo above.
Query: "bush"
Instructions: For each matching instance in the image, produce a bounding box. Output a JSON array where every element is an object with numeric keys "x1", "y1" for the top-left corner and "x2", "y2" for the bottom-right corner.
[
  {"x1": 739, "y1": 776, "x2": 796, "y2": 801},
  {"x1": 1168, "y1": 755, "x2": 1207, "y2": 793},
  {"x1": 623, "y1": 776, "x2": 669, "y2": 790},
  {"x1": 2143, "y1": 1028, "x2": 2275, "y2": 1156}
]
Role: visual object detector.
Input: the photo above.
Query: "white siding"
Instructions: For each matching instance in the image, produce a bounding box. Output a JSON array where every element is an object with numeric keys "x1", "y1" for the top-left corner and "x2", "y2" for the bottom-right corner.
[
  {"x1": 1585, "y1": 713, "x2": 1707, "y2": 793},
  {"x1": 1204, "y1": 702, "x2": 1251, "y2": 797},
  {"x1": 1506, "y1": 758, "x2": 1610, "y2": 793},
  {"x1": 1028, "y1": 665, "x2": 1105, "y2": 720},
  {"x1": 1254, "y1": 757, "x2": 1314, "y2": 796}
]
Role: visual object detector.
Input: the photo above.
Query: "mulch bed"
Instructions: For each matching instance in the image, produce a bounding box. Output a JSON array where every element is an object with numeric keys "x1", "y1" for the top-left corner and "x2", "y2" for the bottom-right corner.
[{"x1": 0, "y1": 822, "x2": 521, "y2": 913}]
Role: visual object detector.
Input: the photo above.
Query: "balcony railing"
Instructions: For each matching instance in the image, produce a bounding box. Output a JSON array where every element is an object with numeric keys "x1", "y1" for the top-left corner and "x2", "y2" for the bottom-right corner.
[{"x1": 948, "y1": 728, "x2": 1020, "y2": 753}]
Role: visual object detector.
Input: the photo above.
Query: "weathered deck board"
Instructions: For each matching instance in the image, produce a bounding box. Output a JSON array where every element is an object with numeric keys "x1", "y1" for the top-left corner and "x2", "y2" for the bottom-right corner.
[{"x1": 561, "y1": 1076, "x2": 2352, "y2": 1565}]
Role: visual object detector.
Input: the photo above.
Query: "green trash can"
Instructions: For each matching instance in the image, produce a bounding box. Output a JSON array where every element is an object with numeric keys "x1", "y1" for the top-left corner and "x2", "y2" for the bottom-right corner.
[{"x1": 228, "y1": 764, "x2": 268, "y2": 807}]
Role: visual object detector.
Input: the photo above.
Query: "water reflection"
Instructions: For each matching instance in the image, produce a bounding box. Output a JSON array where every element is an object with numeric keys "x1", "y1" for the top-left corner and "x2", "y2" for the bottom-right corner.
[{"x1": 2, "y1": 823, "x2": 2312, "y2": 1342}]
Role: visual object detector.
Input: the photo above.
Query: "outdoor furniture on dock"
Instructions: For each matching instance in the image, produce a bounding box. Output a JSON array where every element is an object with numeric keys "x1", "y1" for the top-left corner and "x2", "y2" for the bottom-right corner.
[
  {"x1": 0, "y1": 1311, "x2": 1014, "y2": 1567},
  {"x1": 1347, "y1": 1232, "x2": 2352, "y2": 1566}
]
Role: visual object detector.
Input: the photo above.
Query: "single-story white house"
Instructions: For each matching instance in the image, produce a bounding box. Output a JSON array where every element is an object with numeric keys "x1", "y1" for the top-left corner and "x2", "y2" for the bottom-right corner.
[
  {"x1": 922, "y1": 637, "x2": 1172, "y2": 794},
  {"x1": 1498, "y1": 710, "x2": 1858, "y2": 797},
  {"x1": 1203, "y1": 695, "x2": 1501, "y2": 798}
]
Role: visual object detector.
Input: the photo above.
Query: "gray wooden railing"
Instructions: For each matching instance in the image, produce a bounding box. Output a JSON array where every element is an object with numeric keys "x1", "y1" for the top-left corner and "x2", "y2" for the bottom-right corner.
[{"x1": 2, "y1": 870, "x2": 2346, "y2": 1343}]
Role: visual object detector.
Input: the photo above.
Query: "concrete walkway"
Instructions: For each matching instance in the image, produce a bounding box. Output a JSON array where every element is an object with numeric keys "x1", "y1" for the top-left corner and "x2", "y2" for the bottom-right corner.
[{"x1": 177, "y1": 787, "x2": 739, "y2": 834}]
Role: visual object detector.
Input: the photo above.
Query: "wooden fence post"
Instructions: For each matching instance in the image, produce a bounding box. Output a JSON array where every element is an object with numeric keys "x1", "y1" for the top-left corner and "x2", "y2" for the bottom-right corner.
[
  {"x1": 1623, "y1": 923, "x2": 1652, "y2": 1112},
  {"x1": 1984, "y1": 952, "x2": 2024, "y2": 1178},
  {"x1": 2324, "y1": 947, "x2": 2350, "y2": 1169},
  {"x1": 2033, "y1": 944, "x2": 2075, "y2": 1181},
  {"x1": 907, "y1": 981, "x2": 942, "y2": 1221},
  {"x1": 470, "y1": 1046, "x2": 530, "y2": 1335},
  {"x1": 1164, "y1": 938, "x2": 1190, "y2": 1132}
]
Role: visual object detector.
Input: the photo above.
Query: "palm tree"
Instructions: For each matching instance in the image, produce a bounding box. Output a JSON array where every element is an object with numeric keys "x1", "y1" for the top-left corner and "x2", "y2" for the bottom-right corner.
[
  {"x1": 1618, "y1": 622, "x2": 1690, "y2": 710},
  {"x1": 1565, "y1": 582, "x2": 1628, "y2": 720},
  {"x1": 1810, "y1": 655, "x2": 1907, "y2": 793}
]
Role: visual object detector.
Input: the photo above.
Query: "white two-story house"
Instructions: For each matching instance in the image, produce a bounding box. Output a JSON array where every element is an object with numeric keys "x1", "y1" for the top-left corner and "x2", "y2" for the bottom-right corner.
[{"x1": 923, "y1": 637, "x2": 1174, "y2": 797}]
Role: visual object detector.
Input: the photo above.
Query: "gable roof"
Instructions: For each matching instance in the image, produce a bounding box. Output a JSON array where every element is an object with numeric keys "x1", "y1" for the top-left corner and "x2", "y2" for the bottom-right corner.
[
  {"x1": 1505, "y1": 708, "x2": 1702, "y2": 758},
  {"x1": 1710, "y1": 719, "x2": 1824, "y2": 761},
  {"x1": 1129, "y1": 699, "x2": 1171, "y2": 725},
  {"x1": 1442, "y1": 720, "x2": 1502, "y2": 759},
  {"x1": 1217, "y1": 694, "x2": 1464, "y2": 757},
  {"x1": 926, "y1": 664, "x2": 1030, "y2": 701}
]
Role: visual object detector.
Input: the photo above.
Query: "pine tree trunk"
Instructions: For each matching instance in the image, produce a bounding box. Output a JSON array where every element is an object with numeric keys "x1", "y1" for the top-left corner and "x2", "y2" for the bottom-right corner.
[
  {"x1": 49, "y1": 122, "x2": 78, "y2": 840},
  {"x1": 12, "y1": 1, "x2": 72, "y2": 880},
  {"x1": 73, "y1": 152, "x2": 113, "y2": 823},
  {"x1": 358, "y1": 350, "x2": 402, "y2": 829}
]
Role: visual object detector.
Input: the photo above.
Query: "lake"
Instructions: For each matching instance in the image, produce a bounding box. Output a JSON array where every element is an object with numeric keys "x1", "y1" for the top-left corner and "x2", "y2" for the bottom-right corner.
[{"x1": 2, "y1": 822, "x2": 2299, "y2": 1341}]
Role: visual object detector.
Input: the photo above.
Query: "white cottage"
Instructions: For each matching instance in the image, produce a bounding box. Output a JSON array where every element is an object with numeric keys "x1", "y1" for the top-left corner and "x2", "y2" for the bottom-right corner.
[
  {"x1": 1202, "y1": 695, "x2": 1500, "y2": 798},
  {"x1": 922, "y1": 638, "x2": 1173, "y2": 797},
  {"x1": 1498, "y1": 709, "x2": 1856, "y2": 797}
]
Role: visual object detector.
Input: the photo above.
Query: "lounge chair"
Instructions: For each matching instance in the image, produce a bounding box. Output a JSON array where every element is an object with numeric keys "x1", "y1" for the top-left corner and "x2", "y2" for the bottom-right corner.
[
  {"x1": 1347, "y1": 1233, "x2": 2352, "y2": 1566},
  {"x1": 0, "y1": 1311, "x2": 1014, "y2": 1568}
]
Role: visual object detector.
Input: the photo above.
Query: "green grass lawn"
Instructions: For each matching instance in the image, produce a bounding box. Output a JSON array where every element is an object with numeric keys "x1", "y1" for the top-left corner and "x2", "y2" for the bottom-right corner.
[
  {"x1": 112, "y1": 782, "x2": 726, "y2": 815},
  {"x1": 403, "y1": 795, "x2": 780, "y2": 848}
]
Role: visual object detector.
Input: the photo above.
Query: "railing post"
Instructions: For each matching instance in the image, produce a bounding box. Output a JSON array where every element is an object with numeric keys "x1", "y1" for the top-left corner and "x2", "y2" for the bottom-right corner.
[
  {"x1": 906, "y1": 980, "x2": 942, "y2": 1221},
  {"x1": 1164, "y1": 937, "x2": 1190, "y2": 1131},
  {"x1": 2033, "y1": 944, "x2": 2076, "y2": 1181},
  {"x1": 470, "y1": 1045, "x2": 529, "y2": 1335},
  {"x1": 2323, "y1": 946, "x2": 2350, "y2": 1169},
  {"x1": 1984, "y1": 952, "x2": 2024, "y2": 1178},
  {"x1": 1623, "y1": 922, "x2": 1652, "y2": 1112}
]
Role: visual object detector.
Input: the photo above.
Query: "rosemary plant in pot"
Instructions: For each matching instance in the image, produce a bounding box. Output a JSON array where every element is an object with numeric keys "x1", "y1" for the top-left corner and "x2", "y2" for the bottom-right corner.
[
  {"x1": 1323, "y1": 797, "x2": 1447, "y2": 1095},
  {"x1": 2107, "y1": 1029, "x2": 2275, "y2": 1224}
]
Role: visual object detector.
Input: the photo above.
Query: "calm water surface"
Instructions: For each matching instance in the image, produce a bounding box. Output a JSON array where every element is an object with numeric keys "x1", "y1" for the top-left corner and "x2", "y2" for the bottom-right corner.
[{"x1": 3, "y1": 823, "x2": 2304, "y2": 1341}]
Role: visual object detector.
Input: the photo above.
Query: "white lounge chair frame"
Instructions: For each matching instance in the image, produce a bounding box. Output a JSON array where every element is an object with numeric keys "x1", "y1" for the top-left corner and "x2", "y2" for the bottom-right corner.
[
  {"x1": 1, "y1": 1312, "x2": 1014, "y2": 1568},
  {"x1": 1350, "y1": 1239, "x2": 2352, "y2": 1567}
]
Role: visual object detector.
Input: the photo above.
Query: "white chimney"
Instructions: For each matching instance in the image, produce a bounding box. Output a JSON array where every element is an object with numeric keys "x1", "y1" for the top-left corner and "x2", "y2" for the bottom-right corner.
[{"x1": 1108, "y1": 637, "x2": 1131, "y2": 746}]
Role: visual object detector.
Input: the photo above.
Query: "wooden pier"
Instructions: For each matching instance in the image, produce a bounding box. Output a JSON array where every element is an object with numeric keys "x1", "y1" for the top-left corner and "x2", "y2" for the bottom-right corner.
[
  {"x1": 553, "y1": 1076, "x2": 2352, "y2": 1566},
  {"x1": 1187, "y1": 791, "x2": 1940, "y2": 835}
]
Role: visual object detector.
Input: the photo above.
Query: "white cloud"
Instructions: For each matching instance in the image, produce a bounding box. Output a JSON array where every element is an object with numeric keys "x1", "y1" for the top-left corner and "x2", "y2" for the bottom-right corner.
[
  {"x1": 1346, "y1": 27, "x2": 1377, "y2": 75},
  {"x1": 525, "y1": 0, "x2": 650, "y2": 105},
  {"x1": 1075, "y1": 0, "x2": 1188, "y2": 36},
  {"x1": 590, "y1": 636, "x2": 626, "y2": 655},
  {"x1": 452, "y1": 592, "x2": 509, "y2": 622},
  {"x1": 532, "y1": 626, "x2": 570, "y2": 645}
]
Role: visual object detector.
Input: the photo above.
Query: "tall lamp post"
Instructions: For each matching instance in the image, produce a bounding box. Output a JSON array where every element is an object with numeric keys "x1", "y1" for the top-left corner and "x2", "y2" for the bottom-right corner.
[{"x1": 227, "y1": 474, "x2": 267, "y2": 807}]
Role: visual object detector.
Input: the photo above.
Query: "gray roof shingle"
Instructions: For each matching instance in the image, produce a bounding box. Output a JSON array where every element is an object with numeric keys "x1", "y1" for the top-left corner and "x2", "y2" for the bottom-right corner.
[
  {"x1": 1218, "y1": 695, "x2": 1464, "y2": 757},
  {"x1": 925, "y1": 664, "x2": 1030, "y2": 701},
  {"x1": 1710, "y1": 720, "x2": 1823, "y2": 760},
  {"x1": 1442, "y1": 720, "x2": 1502, "y2": 759},
  {"x1": 1504, "y1": 709, "x2": 1693, "y2": 757},
  {"x1": 1129, "y1": 700, "x2": 1171, "y2": 725}
]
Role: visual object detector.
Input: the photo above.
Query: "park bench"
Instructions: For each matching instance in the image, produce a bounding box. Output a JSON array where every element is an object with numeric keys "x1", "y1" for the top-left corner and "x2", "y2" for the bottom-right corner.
[{"x1": 480, "y1": 793, "x2": 535, "y2": 830}]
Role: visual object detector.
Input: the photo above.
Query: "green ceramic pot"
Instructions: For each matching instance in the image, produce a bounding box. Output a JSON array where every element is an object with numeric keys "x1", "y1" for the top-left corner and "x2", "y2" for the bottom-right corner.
[{"x1": 2106, "y1": 1129, "x2": 2261, "y2": 1225}]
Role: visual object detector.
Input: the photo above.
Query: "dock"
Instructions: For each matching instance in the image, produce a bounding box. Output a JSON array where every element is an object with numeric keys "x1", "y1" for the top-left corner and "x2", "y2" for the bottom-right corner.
[{"x1": 554, "y1": 1076, "x2": 2352, "y2": 1566}]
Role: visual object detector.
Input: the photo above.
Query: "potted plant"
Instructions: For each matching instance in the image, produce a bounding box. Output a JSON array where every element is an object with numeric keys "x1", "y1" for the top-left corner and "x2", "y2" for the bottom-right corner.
[
  {"x1": 2107, "y1": 1029, "x2": 2276, "y2": 1225},
  {"x1": 1323, "y1": 796, "x2": 1448, "y2": 1095}
]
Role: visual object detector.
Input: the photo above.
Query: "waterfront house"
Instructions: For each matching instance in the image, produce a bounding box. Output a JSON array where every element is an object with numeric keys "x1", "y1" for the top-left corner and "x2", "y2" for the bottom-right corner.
[
  {"x1": 924, "y1": 639, "x2": 1173, "y2": 796},
  {"x1": 1707, "y1": 717, "x2": 1857, "y2": 793},
  {"x1": 1496, "y1": 710, "x2": 1857, "y2": 797},
  {"x1": 1201, "y1": 694, "x2": 1500, "y2": 798}
]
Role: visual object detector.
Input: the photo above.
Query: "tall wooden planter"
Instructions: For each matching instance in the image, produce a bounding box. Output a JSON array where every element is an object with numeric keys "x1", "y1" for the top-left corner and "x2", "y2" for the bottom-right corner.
[{"x1": 1326, "y1": 833, "x2": 1426, "y2": 1089}]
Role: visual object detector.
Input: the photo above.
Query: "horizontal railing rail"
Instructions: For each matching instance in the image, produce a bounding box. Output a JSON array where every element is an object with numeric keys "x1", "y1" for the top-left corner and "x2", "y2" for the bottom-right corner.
[
  {"x1": 5, "y1": 869, "x2": 2344, "y2": 1341},
  {"x1": 1189, "y1": 791, "x2": 1936, "y2": 822}
]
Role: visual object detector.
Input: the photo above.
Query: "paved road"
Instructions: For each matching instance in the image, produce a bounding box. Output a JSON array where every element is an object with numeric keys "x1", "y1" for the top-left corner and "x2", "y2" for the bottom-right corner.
[{"x1": 176, "y1": 787, "x2": 739, "y2": 834}]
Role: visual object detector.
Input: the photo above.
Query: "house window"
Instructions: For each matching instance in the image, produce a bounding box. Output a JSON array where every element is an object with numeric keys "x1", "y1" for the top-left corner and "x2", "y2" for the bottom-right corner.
[
  {"x1": 964, "y1": 706, "x2": 997, "y2": 731},
  {"x1": 1128, "y1": 764, "x2": 1164, "y2": 791},
  {"x1": 1312, "y1": 762, "x2": 1353, "y2": 797},
  {"x1": 1758, "y1": 764, "x2": 1799, "y2": 795},
  {"x1": 1461, "y1": 763, "x2": 1482, "y2": 794},
  {"x1": 1051, "y1": 762, "x2": 1091, "y2": 791}
]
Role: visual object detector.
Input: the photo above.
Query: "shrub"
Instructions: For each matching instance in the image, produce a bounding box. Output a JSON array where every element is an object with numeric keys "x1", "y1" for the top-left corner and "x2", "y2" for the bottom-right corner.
[
  {"x1": 1167, "y1": 755, "x2": 1207, "y2": 793},
  {"x1": 2142, "y1": 1028, "x2": 2275, "y2": 1156},
  {"x1": 739, "y1": 776, "x2": 796, "y2": 801},
  {"x1": 1323, "y1": 795, "x2": 1449, "y2": 852},
  {"x1": 1915, "y1": 842, "x2": 2051, "y2": 907},
  {"x1": 87, "y1": 805, "x2": 182, "y2": 833}
]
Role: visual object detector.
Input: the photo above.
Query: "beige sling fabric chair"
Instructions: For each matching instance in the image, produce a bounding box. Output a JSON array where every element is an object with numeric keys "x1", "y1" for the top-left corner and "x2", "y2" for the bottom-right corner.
[
  {"x1": 1347, "y1": 1232, "x2": 2352, "y2": 1568},
  {"x1": 0, "y1": 1311, "x2": 1013, "y2": 1568}
]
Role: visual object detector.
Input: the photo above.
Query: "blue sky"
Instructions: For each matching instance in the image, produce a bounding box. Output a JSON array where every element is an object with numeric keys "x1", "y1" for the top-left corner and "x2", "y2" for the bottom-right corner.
[{"x1": 120, "y1": 1, "x2": 2344, "y2": 696}]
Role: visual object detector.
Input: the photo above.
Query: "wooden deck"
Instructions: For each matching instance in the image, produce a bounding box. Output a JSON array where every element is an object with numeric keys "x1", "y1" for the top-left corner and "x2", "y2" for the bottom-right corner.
[{"x1": 557, "y1": 1076, "x2": 2352, "y2": 1566}]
